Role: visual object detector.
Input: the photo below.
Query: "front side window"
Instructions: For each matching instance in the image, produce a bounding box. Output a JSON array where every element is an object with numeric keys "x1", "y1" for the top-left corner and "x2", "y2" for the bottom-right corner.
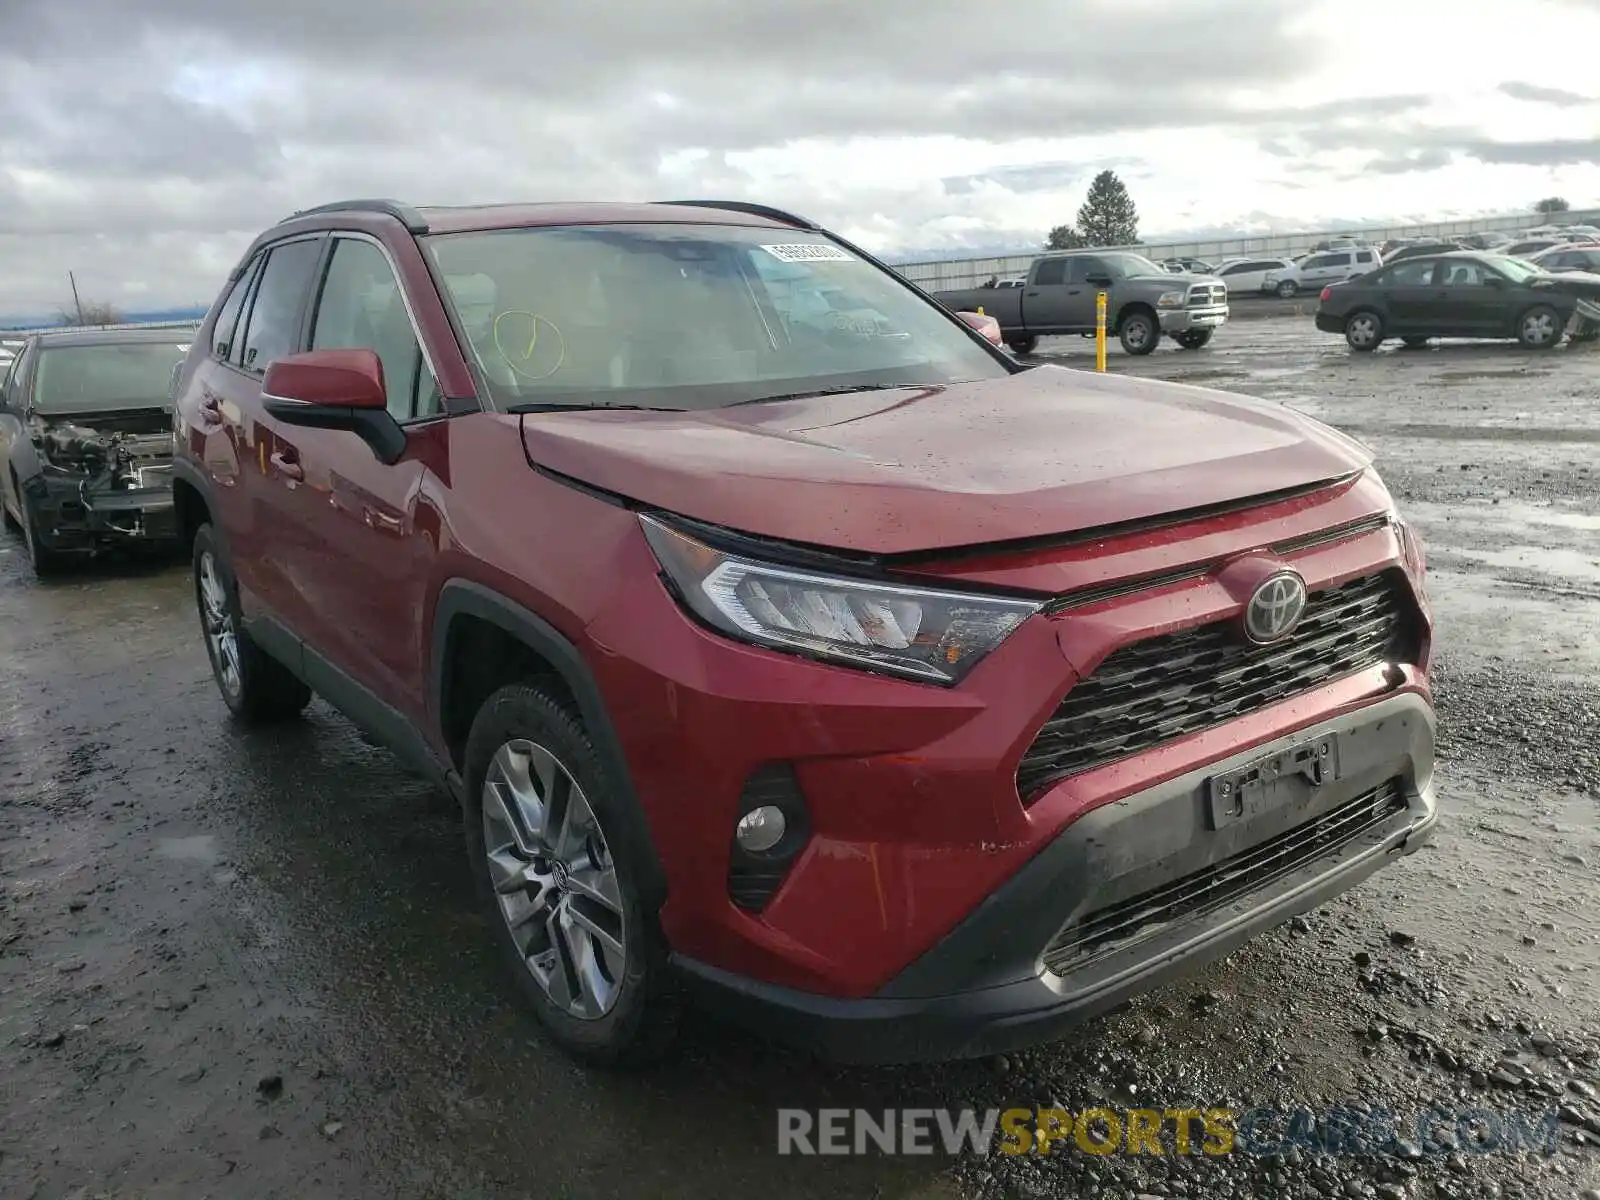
[
  {"x1": 1439, "y1": 261, "x2": 1490, "y2": 286},
  {"x1": 239, "y1": 238, "x2": 323, "y2": 375},
  {"x1": 310, "y1": 238, "x2": 440, "y2": 421},
  {"x1": 423, "y1": 223, "x2": 1009, "y2": 411},
  {"x1": 31, "y1": 341, "x2": 192, "y2": 413}
]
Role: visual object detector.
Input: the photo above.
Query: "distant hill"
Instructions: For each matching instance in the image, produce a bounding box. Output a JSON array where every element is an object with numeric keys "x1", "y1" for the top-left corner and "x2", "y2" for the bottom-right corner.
[{"x1": 0, "y1": 305, "x2": 209, "y2": 332}]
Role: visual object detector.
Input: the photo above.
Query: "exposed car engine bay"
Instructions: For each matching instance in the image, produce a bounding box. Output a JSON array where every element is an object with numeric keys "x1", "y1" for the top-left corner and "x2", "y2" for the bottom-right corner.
[{"x1": 27, "y1": 409, "x2": 175, "y2": 537}]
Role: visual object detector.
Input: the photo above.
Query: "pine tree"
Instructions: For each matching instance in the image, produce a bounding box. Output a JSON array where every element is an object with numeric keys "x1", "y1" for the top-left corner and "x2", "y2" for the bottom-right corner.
[
  {"x1": 1044, "y1": 224, "x2": 1085, "y2": 250},
  {"x1": 1075, "y1": 170, "x2": 1140, "y2": 247}
]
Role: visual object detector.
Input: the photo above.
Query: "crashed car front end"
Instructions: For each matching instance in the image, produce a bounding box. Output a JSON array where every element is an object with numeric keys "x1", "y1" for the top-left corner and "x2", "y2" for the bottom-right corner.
[{"x1": 23, "y1": 410, "x2": 178, "y2": 551}]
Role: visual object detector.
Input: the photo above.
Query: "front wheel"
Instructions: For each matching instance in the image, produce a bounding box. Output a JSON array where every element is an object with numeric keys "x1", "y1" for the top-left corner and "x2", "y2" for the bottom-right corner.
[
  {"x1": 1118, "y1": 310, "x2": 1159, "y2": 356},
  {"x1": 1174, "y1": 329, "x2": 1214, "y2": 350},
  {"x1": 19, "y1": 495, "x2": 69, "y2": 578},
  {"x1": 1344, "y1": 311, "x2": 1384, "y2": 352},
  {"x1": 1006, "y1": 335, "x2": 1038, "y2": 356},
  {"x1": 1517, "y1": 305, "x2": 1563, "y2": 350},
  {"x1": 464, "y1": 683, "x2": 679, "y2": 1066},
  {"x1": 192, "y1": 524, "x2": 311, "y2": 722},
  {"x1": 1276, "y1": 280, "x2": 1299, "y2": 298}
]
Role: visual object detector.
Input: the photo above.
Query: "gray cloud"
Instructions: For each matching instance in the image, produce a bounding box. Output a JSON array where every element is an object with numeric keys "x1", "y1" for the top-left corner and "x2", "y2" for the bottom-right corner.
[
  {"x1": 0, "y1": 1, "x2": 1586, "y2": 315},
  {"x1": 1498, "y1": 81, "x2": 1597, "y2": 107}
]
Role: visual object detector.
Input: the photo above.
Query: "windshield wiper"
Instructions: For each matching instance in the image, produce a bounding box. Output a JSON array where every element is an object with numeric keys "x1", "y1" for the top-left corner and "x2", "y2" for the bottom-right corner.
[
  {"x1": 726, "y1": 383, "x2": 925, "y2": 407},
  {"x1": 508, "y1": 402, "x2": 681, "y2": 413}
]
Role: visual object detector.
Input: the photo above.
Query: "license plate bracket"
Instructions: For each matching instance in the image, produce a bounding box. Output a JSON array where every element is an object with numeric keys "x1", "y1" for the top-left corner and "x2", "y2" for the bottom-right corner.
[{"x1": 1206, "y1": 734, "x2": 1340, "y2": 830}]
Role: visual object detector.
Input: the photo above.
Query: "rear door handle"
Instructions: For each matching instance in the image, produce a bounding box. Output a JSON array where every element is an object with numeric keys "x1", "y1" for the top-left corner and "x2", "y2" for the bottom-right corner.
[{"x1": 269, "y1": 450, "x2": 304, "y2": 482}]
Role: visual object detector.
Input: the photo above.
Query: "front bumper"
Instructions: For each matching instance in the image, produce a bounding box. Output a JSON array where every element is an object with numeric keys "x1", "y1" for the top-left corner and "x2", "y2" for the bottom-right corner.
[
  {"x1": 675, "y1": 691, "x2": 1436, "y2": 1063},
  {"x1": 1161, "y1": 304, "x2": 1230, "y2": 334},
  {"x1": 24, "y1": 472, "x2": 178, "y2": 551}
]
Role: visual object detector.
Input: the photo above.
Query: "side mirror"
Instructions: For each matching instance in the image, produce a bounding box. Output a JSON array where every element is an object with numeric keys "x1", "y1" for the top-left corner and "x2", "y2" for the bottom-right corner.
[
  {"x1": 261, "y1": 349, "x2": 405, "y2": 464},
  {"x1": 956, "y1": 310, "x2": 1004, "y2": 347},
  {"x1": 1085, "y1": 273, "x2": 1114, "y2": 287}
]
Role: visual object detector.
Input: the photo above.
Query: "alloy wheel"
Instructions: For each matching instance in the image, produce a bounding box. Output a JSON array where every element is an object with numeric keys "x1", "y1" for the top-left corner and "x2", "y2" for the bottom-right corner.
[
  {"x1": 1124, "y1": 318, "x2": 1152, "y2": 350},
  {"x1": 481, "y1": 738, "x2": 626, "y2": 1019},
  {"x1": 198, "y1": 550, "x2": 241, "y2": 697}
]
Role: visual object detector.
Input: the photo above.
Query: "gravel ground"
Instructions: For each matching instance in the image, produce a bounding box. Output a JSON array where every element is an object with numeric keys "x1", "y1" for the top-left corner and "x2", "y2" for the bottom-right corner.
[{"x1": 1, "y1": 315, "x2": 1598, "y2": 1199}]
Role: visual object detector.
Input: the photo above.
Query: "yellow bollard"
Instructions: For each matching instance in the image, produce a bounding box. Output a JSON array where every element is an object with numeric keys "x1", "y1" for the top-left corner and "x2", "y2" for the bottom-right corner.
[
  {"x1": 1096, "y1": 292, "x2": 1108, "y2": 372},
  {"x1": 976, "y1": 305, "x2": 984, "y2": 316}
]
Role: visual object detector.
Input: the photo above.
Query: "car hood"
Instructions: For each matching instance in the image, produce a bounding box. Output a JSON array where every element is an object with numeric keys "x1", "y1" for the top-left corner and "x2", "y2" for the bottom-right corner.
[
  {"x1": 1546, "y1": 269, "x2": 1600, "y2": 298},
  {"x1": 519, "y1": 367, "x2": 1372, "y2": 555},
  {"x1": 1132, "y1": 271, "x2": 1219, "y2": 286}
]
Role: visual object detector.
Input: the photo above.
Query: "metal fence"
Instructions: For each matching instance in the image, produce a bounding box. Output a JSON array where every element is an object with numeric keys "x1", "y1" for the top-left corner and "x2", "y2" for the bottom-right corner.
[{"x1": 893, "y1": 209, "x2": 1600, "y2": 293}]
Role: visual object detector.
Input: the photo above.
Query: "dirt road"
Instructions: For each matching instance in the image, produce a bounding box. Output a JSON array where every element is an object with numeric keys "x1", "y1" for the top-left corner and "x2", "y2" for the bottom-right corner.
[{"x1": 2, "y1": 316, "x2": 1598, "y2": 1199}]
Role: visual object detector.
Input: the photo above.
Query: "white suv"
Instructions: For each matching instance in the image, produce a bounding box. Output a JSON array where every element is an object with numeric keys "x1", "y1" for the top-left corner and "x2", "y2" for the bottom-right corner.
[
  {"x1": 1214, "y1": 257, "x2": 1299, "y2": 297},
  {"x1": 1272, "y1": 247, "x2": 1383, "y2": 295}
]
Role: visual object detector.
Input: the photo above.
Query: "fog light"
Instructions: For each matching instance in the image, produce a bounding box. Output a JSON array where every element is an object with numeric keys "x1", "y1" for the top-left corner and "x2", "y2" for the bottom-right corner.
[{"x1": 734, "y1": 805, "x2": 787, "y2": 854}]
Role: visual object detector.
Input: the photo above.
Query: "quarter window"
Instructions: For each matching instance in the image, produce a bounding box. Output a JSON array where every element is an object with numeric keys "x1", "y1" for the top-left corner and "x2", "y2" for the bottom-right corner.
[
  {"x1": 211, "y1": 256, "x2": 260, "y2": 363},
  {"x1": 238, "y1": 238, "x2": 324, "y2": 375},
  {"x1": 309, "y1": 238, "x2": 439, "y2": 421}
]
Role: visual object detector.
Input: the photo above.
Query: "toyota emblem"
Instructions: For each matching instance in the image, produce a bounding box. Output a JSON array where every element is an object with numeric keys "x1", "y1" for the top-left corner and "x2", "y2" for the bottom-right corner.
[{"x1": 1243, "y1": 571, "x2": 1308, "y2": 644}]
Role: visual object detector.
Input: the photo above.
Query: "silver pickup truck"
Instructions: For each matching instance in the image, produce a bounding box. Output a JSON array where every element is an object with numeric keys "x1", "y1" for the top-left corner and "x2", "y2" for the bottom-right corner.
[{"x1": 931, "y1": 249, "x2": 1229, "y2": 356}]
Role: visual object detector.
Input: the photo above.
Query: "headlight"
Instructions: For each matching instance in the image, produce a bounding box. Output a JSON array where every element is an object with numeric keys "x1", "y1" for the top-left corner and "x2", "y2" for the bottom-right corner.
[
  {"x1": 639, "y1": 515, "x2": 1042, "y2": 685},
  {"x1": 1157, "y1": 290, "x2": 1186, "y2": 308}
]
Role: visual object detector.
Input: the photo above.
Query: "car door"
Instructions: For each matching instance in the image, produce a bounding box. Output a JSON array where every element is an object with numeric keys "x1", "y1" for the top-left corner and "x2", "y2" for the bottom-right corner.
[
  {"x1": 1058, "y1": 255, "x2": 1113, "y2": 328},
  {"x1": 1019, "y1": 257, "x2": 1077, "y2": 330},
  {"x1": 208, "y1": 235, "x2": 328, "y2": 636},
  {"x1": 272, "y1": 233, "x2": 446, "y2": 722},
  {"x1": 1433, "y1": 259, "x2": 1508, "y2": 336},
  {"x1": 1301, "y1": 252, "x2": 1352, "y2": 286},
  {"x1": 1376, "y1": 258, "x2": 1441, "y2": 332}
]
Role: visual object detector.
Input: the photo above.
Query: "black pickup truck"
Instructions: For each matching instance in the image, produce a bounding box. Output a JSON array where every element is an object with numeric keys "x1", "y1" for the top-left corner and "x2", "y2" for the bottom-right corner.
[{"x1": 931, "y1": 249, "x2": 1229, "y2": 356}]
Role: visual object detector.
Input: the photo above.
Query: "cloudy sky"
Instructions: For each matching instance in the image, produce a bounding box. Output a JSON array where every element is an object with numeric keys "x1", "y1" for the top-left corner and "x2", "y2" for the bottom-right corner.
[{"x1": 2, "y1": 0, "x2": 1599, "y2": 316}]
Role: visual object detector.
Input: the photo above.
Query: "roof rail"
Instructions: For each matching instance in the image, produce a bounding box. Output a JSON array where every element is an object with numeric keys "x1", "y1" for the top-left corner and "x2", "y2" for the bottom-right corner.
[
  {"x1": 659, "y1": 199, "x2": 817, "y2": 230},
  {"x1": 281, "y1": 199, "x2": 430, "y2": 233}
]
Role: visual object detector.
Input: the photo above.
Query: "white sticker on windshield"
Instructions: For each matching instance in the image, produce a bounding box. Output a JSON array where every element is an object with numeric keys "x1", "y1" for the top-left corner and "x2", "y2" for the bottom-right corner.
[{"x1": 760, "y1": 243, "x2": 854, "y2": 264}]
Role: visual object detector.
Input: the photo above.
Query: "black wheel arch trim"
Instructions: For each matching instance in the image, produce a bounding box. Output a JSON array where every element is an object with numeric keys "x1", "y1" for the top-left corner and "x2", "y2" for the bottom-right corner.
[
  {"x1": 430, "y1": 578, "x2": 668, "y2": 901},
  {"x1": 169, "y1": 457, "x2": 231, "y2": 558}
]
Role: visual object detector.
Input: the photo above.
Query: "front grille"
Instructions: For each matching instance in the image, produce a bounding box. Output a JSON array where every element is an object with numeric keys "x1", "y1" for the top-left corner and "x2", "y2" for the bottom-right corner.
[
  {"x1": 1188, "y1": 283, "x2": 1226, "y2": 306},
  {"x1": 1041, "y1": 778, "x2": 1407, "y2": 975},
  {"x1": 1017, "y1": 571, "x2": 1418, "y2": 796}
]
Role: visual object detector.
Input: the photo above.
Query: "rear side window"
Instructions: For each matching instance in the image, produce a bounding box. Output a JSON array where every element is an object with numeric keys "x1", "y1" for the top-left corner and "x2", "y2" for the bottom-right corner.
[
  {"x1": 310, "y1": 238, "x2": 440, "y2": 422},
  {"x1": 238, "y1": 238, "x2": 324, "y2": 375},
  {"x1": 1034, "y1": 259, "x2": 1067, "y2": 286},
  {"x1": 1355, "y1": 251, "x2": 1377, "y2": 263},
  {"x1": 1381, "y1": 259, "x2": 1437, "y2": 286}
]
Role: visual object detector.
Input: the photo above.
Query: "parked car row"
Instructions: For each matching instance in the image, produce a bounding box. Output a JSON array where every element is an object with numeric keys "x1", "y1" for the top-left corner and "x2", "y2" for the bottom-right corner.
[
  {"x1": 1313, "y1": 249, "x2": 1600, "y2": 351},
  {"x1": 5, "y1": 196, "x2": 1442, "y2": 1072}
]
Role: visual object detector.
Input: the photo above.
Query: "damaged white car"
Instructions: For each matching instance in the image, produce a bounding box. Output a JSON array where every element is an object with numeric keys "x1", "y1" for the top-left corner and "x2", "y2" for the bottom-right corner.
[{"x1": 0, "y1": 327, "x2": 191, "y2": 576}]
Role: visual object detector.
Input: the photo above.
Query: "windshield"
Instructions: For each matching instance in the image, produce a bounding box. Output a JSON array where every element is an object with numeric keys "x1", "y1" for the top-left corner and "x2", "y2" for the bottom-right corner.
[
  {"x1": 1488, "y1": 255, "x2": 1542, "y2": 282},
  {"x1": 32, "y1": 341, "x2": 190, "y2": 413},
  {"x1": 1103, "y1": 253, "x2": 1168, "y2": 277},
  {"x1": 422, "y1": 223, "x2": 1008, "y2": 410}
]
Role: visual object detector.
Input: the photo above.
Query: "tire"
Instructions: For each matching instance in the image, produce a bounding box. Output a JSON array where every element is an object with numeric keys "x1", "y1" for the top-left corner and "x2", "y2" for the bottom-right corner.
[
  {"x1": 192, "y1": 524, "x2": 311, "y2": 722},
  {"x1": 1006, "y1": 335, "x2": 1038, "y2": 356},
  {"x1": 1118, "y1": 309, "x2": 1159, "y2": 356},
  {"x1": 1517, "y1": 305, "x2": 1563, "y2": 350},
  {"x1": 1276, "y1": 280, "x2": 1299, "y2": 298},
  {"x1": 1402, "y1": 337, "x2": 1430, "y2": 349},
  {"x1": 1174, "y1": 329, "x2": 1213, "y2": 350},
  {"x1": 1344, "y1": 311, "x2": 1384, "y2": 352},
  {"x1": 3, "y1": 472, "x2": 21, "y2": 534},
  {"x1": 463, "y1": 682, "x2": 679, "y2": 1066},
  {"x1": 19, "y1": 493, "x2": 69, "y2": 578}
]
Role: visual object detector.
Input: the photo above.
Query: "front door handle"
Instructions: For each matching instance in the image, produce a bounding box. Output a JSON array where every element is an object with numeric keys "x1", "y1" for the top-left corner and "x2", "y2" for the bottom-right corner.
[
  {"x1": 363, "y1": 508, "x2": 403, "y2": 533},
  {"x1": 269, "y1": 450, "x2": 304, "y2": 482}
]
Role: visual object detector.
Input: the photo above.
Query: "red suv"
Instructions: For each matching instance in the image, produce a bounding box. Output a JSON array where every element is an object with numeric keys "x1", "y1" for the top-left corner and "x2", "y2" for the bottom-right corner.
[{"x1": 170, "y1": 199, "x2": 1437, "y2": 1065}]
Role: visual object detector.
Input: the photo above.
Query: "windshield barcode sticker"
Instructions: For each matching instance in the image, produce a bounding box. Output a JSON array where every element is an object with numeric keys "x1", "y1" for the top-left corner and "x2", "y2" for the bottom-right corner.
[{"x1": 760, "y1": 244, "x2": 854, "y2": 263}]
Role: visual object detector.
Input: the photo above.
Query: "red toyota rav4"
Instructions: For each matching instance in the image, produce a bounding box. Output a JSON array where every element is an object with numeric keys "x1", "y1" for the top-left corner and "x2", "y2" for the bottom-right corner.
[{"x1": 170, "y1": 199, "x2": 1436, "y2": 1065}]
